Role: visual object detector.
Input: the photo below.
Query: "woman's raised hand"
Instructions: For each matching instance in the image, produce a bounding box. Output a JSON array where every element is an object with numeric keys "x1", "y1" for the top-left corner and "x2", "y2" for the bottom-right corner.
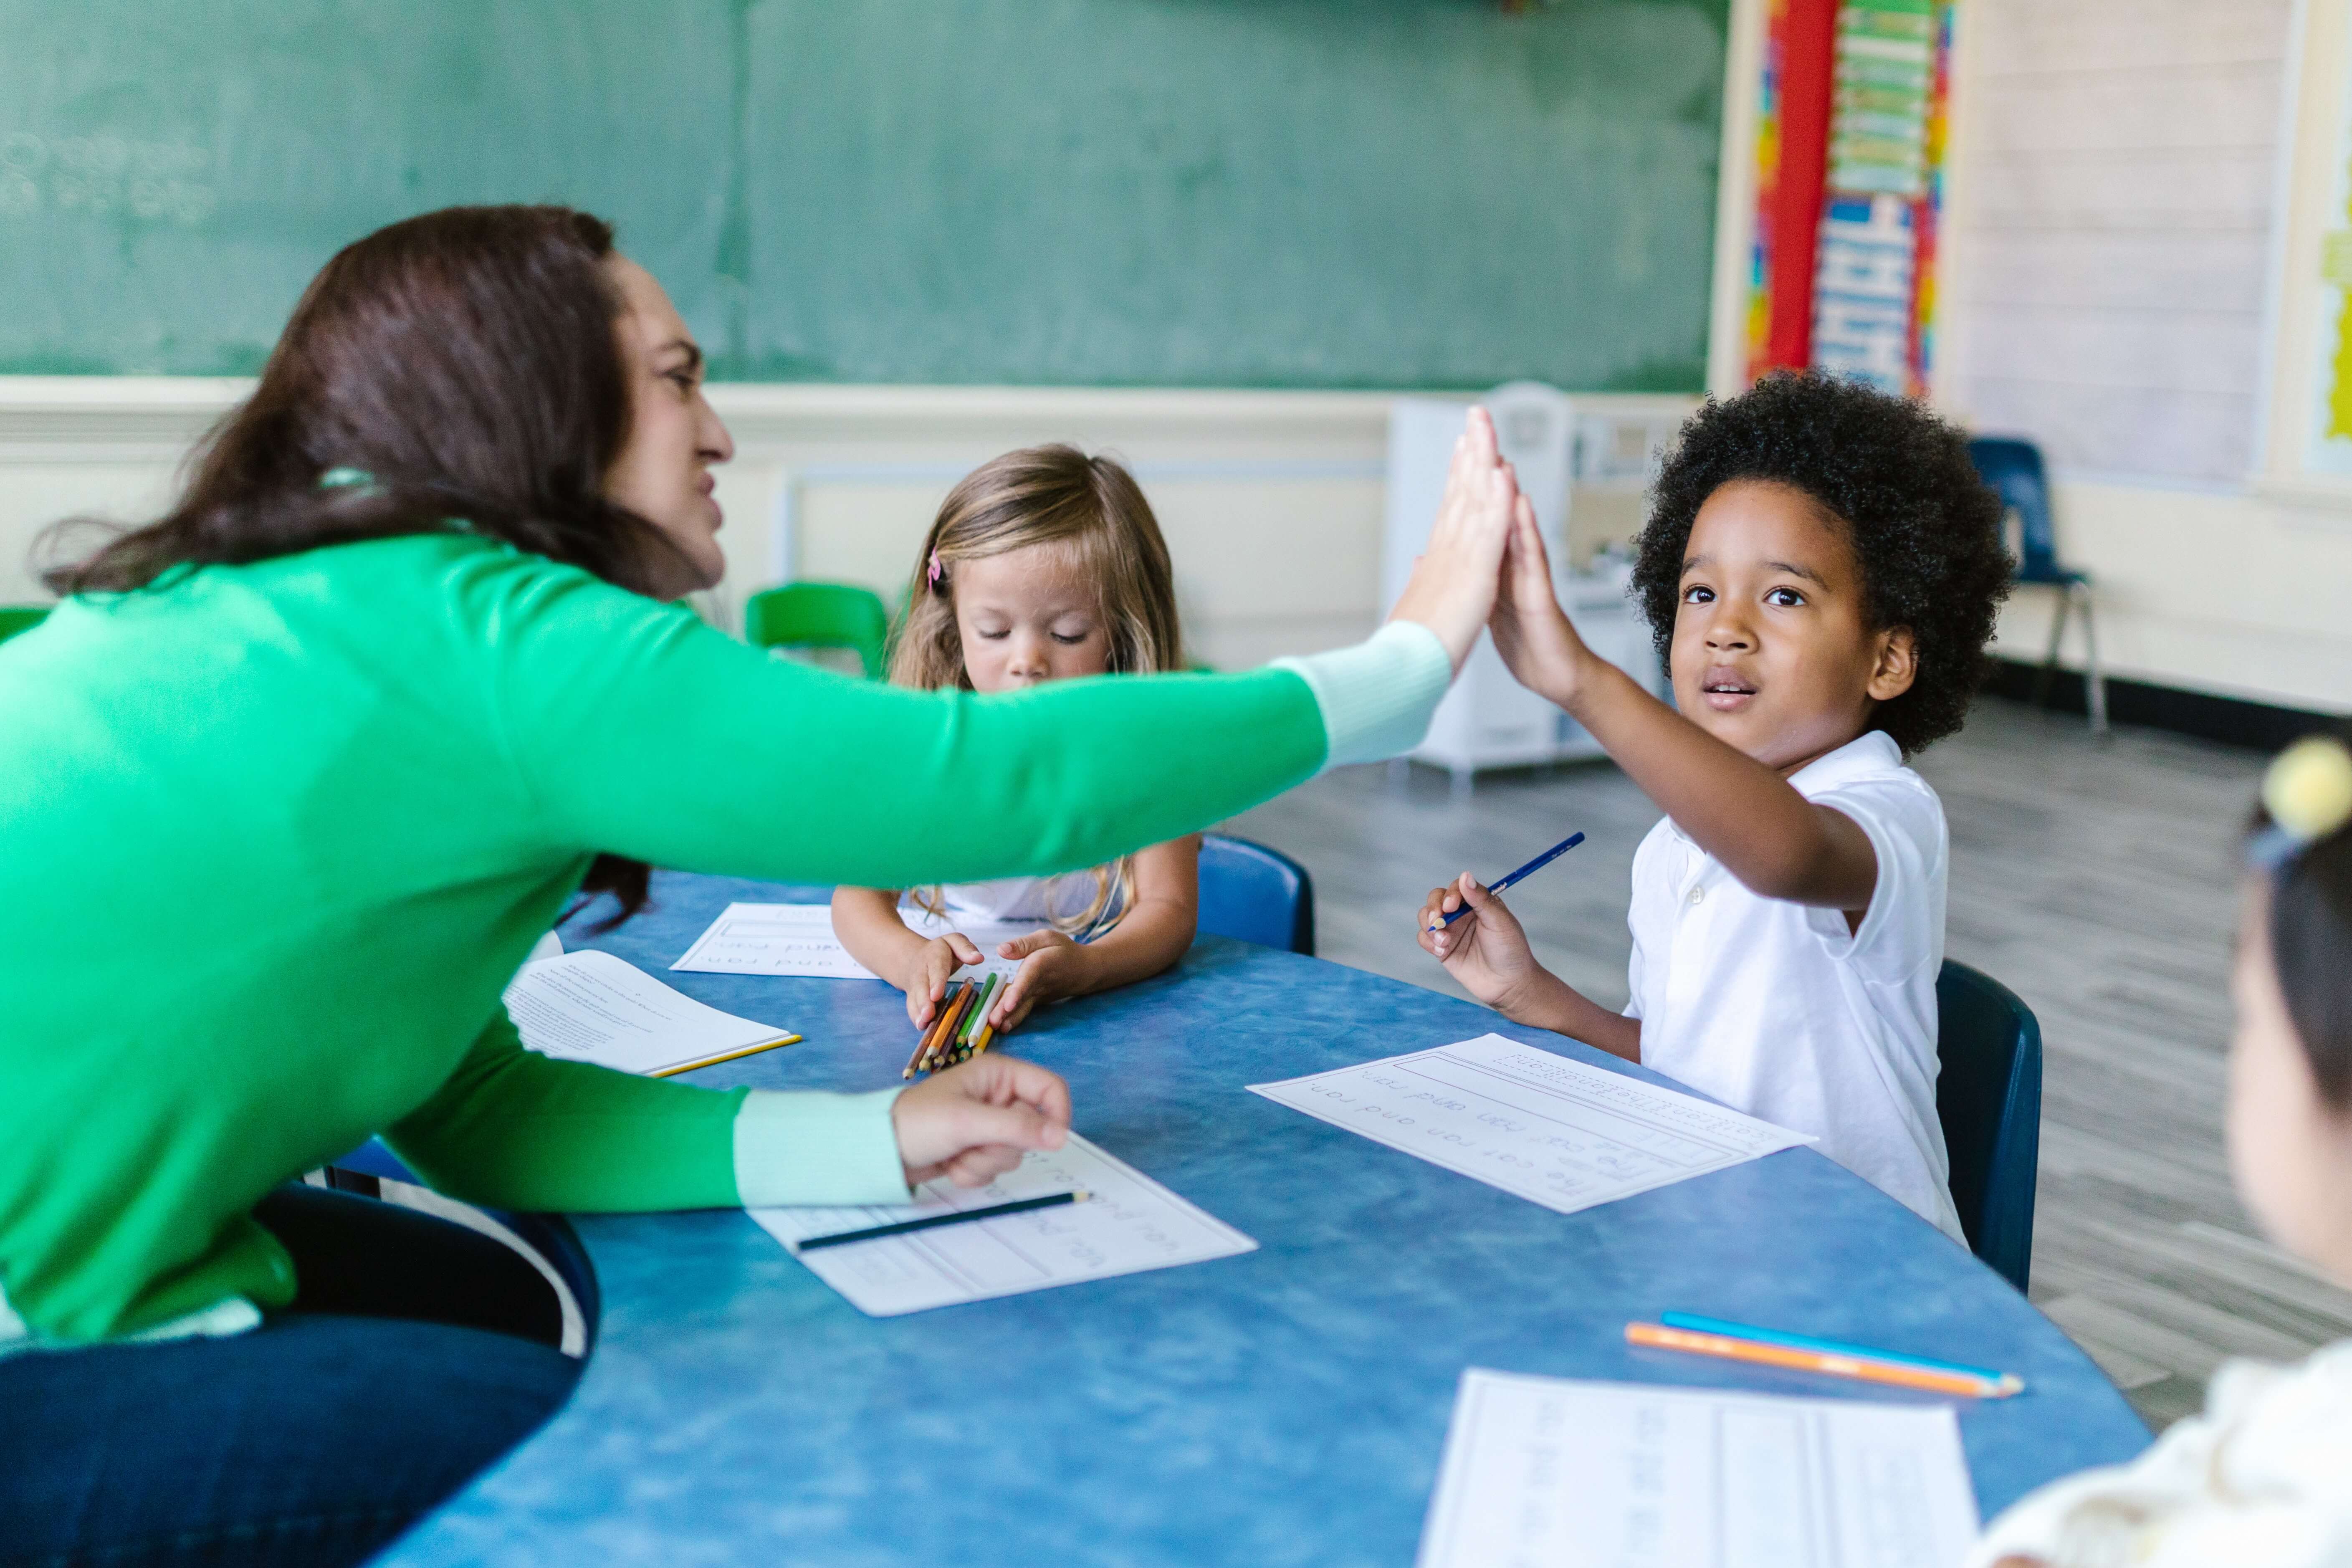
[
  {"x1": 891, "y1": 1054, "x2": 1071, "y2": 1188},
  {"x1": 1387, "y1": 407, "x2": 1524, "y2": 672}
]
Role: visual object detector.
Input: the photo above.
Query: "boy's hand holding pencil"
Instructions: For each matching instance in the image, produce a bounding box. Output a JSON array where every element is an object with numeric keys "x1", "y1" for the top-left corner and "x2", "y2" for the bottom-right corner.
[{"x1": 1417, "y1": 875, "x2": 1547, "y2": 1013}]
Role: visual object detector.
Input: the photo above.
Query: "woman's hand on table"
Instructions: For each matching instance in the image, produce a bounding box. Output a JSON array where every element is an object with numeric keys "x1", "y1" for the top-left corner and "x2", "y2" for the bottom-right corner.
[
  {"x1": 903, "y1": 932, "x2": 985, "y2": 1028},
  {"x1": 892, "y1": 1055, "x2": 1071, "y2": 1188},
  {"x1": 1387, "y1": 405, "x2": 1523, "y2": 672},
  {"x1": 984, "y1": 929, "x2": 1093, "y2": 1034}
]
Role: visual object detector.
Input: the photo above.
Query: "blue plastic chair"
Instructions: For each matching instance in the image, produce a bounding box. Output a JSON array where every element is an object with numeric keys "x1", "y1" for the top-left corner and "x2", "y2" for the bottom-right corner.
[
  {"x1": 1935, "y1": 960, "x2": 2042, "y2": 1292},
  {"x1": 1198, "y1": 834, "x2": 1315, "y2": 956},
  {"x1": 1967, "y1": 437, "x2": 2105, "y2": 734}
]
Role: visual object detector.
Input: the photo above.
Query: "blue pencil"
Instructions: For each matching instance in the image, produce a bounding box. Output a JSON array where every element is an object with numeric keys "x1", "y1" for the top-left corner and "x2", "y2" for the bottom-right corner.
[
  {"x1": 1659, "y1": 1311, "x2": 2019, "y2": 1387},
  {"x1": 1435, "y1": 831, "x2": 1586, "y2": 927}
]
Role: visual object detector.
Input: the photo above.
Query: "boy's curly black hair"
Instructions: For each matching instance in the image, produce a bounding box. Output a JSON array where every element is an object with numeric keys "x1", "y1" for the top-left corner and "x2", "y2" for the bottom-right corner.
[{"x1": 1630, "y1": 371, "x2": 2011, "y2": 755}]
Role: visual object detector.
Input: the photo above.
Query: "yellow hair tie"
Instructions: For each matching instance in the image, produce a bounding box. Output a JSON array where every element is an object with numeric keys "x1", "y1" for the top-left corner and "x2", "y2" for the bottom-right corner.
[{"x1": 2263, "y1": 736, "x2": 2352, "y2": 844}]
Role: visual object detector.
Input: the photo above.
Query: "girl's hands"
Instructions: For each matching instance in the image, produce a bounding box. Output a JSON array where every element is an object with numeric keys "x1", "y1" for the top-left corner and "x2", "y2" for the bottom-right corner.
[
  {"x1": 1417, "y1": 874, "x2": 1546, "y2": 1012},
  {"x1": 985, "y1": 929, "x2": 1093, "y2": 1034},
  {"x1": 892, "y1": 1054, "x2": 1071, "y2": 1188},
  {"x1": 1487, "y1": 489, "x2": 1598, "y2": 710},
  {"x1": 1389, "y1": 407, "x2": 1524, "y2": 672},
  {"x1": 903, "y1": 933, "x2": 985, "y2": 1028}
]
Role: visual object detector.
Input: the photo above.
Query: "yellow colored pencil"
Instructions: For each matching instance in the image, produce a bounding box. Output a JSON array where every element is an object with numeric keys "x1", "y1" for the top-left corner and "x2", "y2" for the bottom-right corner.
[
  {"x1": 649, "y1": 1032, "x2": 802, "y2": 1079},
  {"x1": 1625, "y1": 1322, "x2": 2022, "y2": 1398}
]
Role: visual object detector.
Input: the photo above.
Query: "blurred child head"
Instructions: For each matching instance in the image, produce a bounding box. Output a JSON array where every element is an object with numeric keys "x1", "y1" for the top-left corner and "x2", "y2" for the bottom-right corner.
[
  {"x1": 1630, "y1": 372, "x2": 2011, "y2": 769},
  {"x1": 893, "y1": 444, "x2": 1182, "y2": 694},
  {"x1": 2234, "y1": 736, "x2": 2352, "y2": 1284}
]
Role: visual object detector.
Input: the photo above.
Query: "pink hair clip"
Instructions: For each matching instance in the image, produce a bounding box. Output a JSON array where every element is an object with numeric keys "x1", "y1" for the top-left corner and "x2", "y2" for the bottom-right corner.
[{"x1": 928, "y1": 549, "x2": 945, "y2": 587}]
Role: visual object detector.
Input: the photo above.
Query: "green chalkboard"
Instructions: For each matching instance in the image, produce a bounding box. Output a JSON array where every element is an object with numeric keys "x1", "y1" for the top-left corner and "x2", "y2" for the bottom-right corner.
[{"x1": 0, "y1": 0, "x2": 1727, "y2": 389}]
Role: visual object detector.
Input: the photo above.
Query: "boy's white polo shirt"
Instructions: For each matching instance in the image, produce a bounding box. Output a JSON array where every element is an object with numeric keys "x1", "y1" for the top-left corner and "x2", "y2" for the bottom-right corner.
[{"x1": 1624, "y1": 729, "x2": 1965, "y2": 1242}]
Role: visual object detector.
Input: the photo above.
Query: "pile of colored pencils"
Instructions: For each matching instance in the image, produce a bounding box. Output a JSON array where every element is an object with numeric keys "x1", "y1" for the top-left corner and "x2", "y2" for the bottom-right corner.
[{"x1": 902, "y1": 972, "x2": 1004, "y2": 1077}]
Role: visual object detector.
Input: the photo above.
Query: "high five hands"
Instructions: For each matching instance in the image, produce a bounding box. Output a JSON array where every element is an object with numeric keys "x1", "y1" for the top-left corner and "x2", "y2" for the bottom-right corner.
[{"x1": 1387, "y1": 407, "x2": 1526, "y2": 673}]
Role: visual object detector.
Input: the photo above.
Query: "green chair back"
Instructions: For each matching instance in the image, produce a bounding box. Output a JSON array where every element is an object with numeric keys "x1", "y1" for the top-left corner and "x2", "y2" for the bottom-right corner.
[
  {"x1": 0, "y1": 606, "x2": 50, "y2": 645},
  {"x1": 743, "y1": 582, "x2": 891, "y2": 680}
]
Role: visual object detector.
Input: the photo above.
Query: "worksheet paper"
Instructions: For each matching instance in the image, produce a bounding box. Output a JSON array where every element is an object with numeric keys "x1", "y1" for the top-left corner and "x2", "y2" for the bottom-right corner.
[
  {"x1": 670, "y1": 901, "x2": 1035, "y2": 986},
  {"x1": 1248, "y1": 1034, "x2": 1814, "y2": 1217},
  {"x1": 1417, "y1": 1368, "x2": 1979, "y2": 1568},
  {"x1": 748, "y1": 1133, "x2": 1255, "y2": 1317},
  {"x1": 502, "y1": 950, "x2": 794, "y2": 1075}
]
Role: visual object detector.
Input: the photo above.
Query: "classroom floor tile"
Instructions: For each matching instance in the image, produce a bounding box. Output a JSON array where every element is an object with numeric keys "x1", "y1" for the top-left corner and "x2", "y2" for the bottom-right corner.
[{"x1": 1223, "y1": 696, "x2": 2352, "y2": 1432}]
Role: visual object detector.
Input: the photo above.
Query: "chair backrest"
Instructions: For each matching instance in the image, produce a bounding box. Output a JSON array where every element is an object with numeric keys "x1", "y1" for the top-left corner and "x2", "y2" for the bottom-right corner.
[
  {"x1": 744, "y1": 582, "x2": 891, "y2": 679},
  {"x1": 1965, "y1": 437, "x2": 2063, "y2": 582},
  {"x1": 0, "y1": 605, "x2": 50, "y2": 645},
  {"x1": 1934, "y1": 959, "x2": 2043, "y2": 1292},
  {"x1": 1197, "y1": 833, "x2": 1315, "y2": 956}
]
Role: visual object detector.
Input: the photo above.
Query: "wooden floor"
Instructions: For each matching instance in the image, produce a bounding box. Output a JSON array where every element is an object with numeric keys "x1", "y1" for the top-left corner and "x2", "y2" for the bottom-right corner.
[{"x1": 1222, "y1": 698, "x2": 2352, "y2": 1430}]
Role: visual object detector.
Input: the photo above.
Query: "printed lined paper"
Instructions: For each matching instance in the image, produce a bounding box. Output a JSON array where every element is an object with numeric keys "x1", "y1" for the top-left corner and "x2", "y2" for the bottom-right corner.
[
  {"x1": 1418, "y1": 1368, "x2": 1978, "y2": 1568},
  {"x1": 750, "y1": 1134, "x2": 1254, "y2": 1317},
  {"x1": 671, "y1": 901, "x2": 1035, "y2": 985},
  {"x1": 1249, "y1": 1034, "x2": 1813, "y2": 1217},
  {"x1": 503, "y1": 950, "x2": 794, "y2": 1076}
]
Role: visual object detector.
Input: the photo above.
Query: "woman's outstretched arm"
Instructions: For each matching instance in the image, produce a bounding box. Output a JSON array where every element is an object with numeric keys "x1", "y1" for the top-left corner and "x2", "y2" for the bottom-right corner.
[{"x1": 470, "y1": 413, "x2": 1522, "y2": 889}]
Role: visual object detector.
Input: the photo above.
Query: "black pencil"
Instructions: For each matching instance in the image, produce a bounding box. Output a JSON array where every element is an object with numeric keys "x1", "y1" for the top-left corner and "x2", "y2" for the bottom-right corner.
[{"x1": 791, "y1": 1190, "x2": 1089, "y2": 1253}]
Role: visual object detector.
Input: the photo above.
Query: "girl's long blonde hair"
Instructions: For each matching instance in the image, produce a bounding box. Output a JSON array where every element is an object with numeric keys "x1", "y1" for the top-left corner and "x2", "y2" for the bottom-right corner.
[{"x1": 894, "y1": 445, "x2": 1185, "y2": 936}]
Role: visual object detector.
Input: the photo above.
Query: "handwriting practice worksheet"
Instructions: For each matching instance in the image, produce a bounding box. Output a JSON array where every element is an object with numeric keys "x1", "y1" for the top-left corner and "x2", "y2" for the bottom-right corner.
[
  {"x1": 1418, "y1": 1368, "x2": 1978, "y2": 1568},
  {"x1": 749, "y1": 1134, "x2": 1255, "y2": 1317},
  {"x1": 1249, "y1": 1034, "x2": 1813, "y2": 1217},
  {"x1": 671, "y1": 901, "x2": 1036, "y2": 985},
  {"x1": 503, "y1": 950, "x2": 795, "y2": 1075}
]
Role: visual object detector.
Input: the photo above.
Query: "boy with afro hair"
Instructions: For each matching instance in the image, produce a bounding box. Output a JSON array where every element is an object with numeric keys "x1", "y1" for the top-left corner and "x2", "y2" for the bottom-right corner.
[{"x1": 1417, "y1": 372, "x2": 2011, "y2": 1237}]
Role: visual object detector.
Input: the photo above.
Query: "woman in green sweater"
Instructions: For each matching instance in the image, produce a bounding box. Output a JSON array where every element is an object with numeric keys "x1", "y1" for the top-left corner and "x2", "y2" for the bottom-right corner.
[{"x1": 0, "y1": 205, "x2": 1522, "y2": 1565}]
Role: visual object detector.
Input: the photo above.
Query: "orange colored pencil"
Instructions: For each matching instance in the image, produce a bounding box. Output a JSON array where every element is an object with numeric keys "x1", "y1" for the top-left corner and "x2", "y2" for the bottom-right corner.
[
  {"x1": 904, "y1": 981, "x2": 973, "y2": 1078},
  {"x1": 1624, "y1": 1322, "x2": 2022, "y2": 1399},
  {"x1": 923, "y1": 983, "x2": 977, "y2": 1073}
]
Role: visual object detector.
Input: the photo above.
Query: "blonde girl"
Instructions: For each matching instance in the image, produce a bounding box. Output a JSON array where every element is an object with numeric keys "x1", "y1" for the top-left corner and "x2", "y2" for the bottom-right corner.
[{"x1": 830, "y1": 445, "x2": 1201, "y2": 1036}]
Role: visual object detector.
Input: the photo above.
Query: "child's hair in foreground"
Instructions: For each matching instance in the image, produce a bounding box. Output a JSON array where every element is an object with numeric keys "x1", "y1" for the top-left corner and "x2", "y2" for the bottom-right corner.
[
  {"x1": 1630, "y1": 371, "x2": 2012, "y2": 754},
  {"x1": 893, "y1": 444, "x2": 1183, "y2": 934},
  {"x1": 2253, "y1": 733, "x2": 2352, "y2": 1112}
]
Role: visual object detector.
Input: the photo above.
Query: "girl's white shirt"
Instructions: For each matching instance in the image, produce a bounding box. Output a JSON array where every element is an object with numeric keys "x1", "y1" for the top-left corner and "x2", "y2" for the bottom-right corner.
[
  {"x1": 1968, "y1": 1339, "x2": 2352, "y2": 1567},
  {"x1": 918, "y1": 873, "x2": 1107, "y2": 929}
]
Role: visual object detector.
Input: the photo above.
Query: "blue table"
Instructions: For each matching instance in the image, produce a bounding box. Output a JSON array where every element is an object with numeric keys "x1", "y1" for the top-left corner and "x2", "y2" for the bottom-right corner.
[{"x1": 383, "y1": 871, "x2": 2149, "y2": 1565}]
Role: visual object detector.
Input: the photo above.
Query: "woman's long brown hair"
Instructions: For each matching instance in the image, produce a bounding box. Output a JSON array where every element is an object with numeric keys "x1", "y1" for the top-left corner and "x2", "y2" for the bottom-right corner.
[
  {"x1": 893, "y1": 445, "x2": 1184, "y2": 935},
  {"x1": 40, "y1": 204, "x2": 688, "y2": 923}
]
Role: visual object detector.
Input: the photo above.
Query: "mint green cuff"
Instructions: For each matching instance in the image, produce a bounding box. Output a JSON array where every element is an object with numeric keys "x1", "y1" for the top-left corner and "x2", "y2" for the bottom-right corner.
[
  {"x1": 1272, "y1": 621, "x2": 1452, "y2": 769},
  {"x1": 731, "y1": 1087, "x2": 912, "y2": 1207}
]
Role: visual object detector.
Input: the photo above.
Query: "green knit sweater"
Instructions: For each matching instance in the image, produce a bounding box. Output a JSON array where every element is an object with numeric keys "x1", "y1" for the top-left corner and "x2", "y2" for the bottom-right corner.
[{"x1": 0, "y1": 534, "x2": 1444, "y2": 1343}]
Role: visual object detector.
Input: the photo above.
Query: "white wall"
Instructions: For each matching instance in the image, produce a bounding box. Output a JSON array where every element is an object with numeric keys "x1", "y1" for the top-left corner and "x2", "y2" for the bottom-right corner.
[
  {"x1": 0, "y1": 379, "x2": 1694, "y2": 673},
  {"x1": 1936, "y1": 0, "x2": 2352, "y2": 711}
]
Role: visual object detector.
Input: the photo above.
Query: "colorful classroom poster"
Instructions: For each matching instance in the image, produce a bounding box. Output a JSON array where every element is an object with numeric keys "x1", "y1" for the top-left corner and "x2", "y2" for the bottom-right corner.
[
  {"x1": 2309, "y1": 10, "x2": 2352, "y2": 475},
  {"x1": 1746, "y1": 0, "x2": 1953, "y2": 398}
]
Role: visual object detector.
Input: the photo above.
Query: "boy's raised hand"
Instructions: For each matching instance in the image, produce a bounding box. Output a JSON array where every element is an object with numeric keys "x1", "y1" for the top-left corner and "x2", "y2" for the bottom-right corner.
[
  {"x1": 1416, "y1": 873, "x2": 1544, "y2": 1010},
  {"x1": 1389, "y1": 407, "x2": 1523, "y2": 672},
  {"x1": 1487, "y1": 490, "x2": 1597, "y2": 709},
  {"x1": 891, "y1": 1053, "x2": 1070, "y2": 1188}
]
